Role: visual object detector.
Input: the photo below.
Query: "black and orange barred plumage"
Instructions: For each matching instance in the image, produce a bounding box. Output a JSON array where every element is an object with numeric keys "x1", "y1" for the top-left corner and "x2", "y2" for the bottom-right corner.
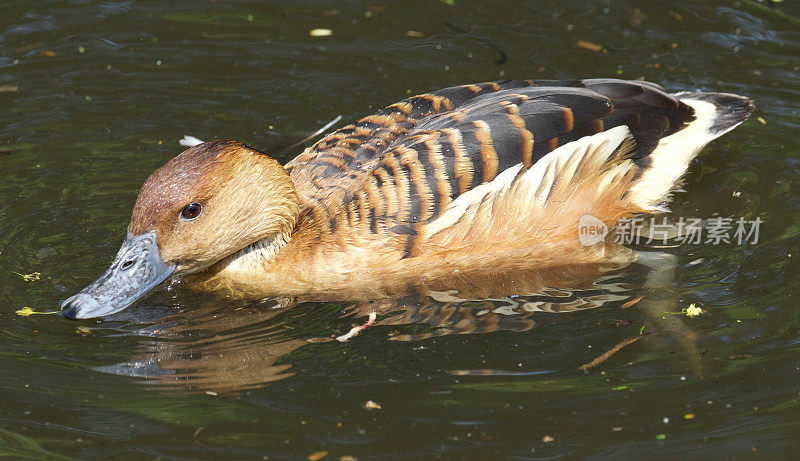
[{"x1": 286, "y1": 79, "x2": 697, "y2": 254}]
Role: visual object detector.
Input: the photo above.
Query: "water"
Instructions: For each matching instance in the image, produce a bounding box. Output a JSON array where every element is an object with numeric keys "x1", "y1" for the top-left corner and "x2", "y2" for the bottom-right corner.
[{"x1": 2, "y1": 0, "x2": 800, "y2": 458}]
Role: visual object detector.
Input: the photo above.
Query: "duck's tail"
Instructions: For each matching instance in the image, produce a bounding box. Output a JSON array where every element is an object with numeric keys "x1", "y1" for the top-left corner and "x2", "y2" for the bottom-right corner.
[
  {"x1": 418, "y1": 93, "x2": 753, "y2": 262},
  {"x1": 629, "y1": 92, "x2": 754, "y2": 211}
]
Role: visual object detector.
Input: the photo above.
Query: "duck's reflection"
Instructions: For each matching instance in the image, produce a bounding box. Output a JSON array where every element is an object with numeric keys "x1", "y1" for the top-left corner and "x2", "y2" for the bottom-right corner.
[
  {"x1": 99, "y1": 302, "x2": 306, "y2": 392},
  {"x1": 346, "y1": 271, "x2": 632, "y2": 343},
  {"x1": 101, "y1": 251, "x2": 697, "y2": 393}
]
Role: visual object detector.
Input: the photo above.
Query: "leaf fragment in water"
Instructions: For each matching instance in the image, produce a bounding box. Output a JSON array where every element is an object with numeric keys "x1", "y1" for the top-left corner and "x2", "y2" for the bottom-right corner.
[
  {"x1": 12, "y1": 271, "x2": 41, "y2": 282},
  {"x1": 683, "y1": 303, "x2": 705, "y2": 318},
  {"x1": 15, "y1": 307, "x2": 59, "y2": 316}
]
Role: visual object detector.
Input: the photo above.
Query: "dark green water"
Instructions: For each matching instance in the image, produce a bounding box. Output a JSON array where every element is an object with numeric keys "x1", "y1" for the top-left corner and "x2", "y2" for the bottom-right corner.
[{"x1": 2, "y1": 0, "x2": 800, "y2": 459}]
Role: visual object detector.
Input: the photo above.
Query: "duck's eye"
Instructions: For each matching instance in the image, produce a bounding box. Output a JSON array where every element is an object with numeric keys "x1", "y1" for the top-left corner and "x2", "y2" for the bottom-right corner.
[{"x1": 180, "y1": 202, "x2": 202, "y2": 221}]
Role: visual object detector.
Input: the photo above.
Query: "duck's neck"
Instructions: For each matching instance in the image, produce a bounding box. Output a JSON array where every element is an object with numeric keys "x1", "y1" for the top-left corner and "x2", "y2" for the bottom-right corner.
[
  {"x1": 187, "y1": 222, "x2": 319, "y2": 298},
  {"x1": 224, "y1": 228, "x2": 293, "y2": 273}
]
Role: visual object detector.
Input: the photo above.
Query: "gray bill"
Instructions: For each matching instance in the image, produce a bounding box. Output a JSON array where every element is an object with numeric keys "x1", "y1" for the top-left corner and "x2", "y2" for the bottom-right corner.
[{"x1": 60, "y1": 230, "x2": 175, "y2": 319}]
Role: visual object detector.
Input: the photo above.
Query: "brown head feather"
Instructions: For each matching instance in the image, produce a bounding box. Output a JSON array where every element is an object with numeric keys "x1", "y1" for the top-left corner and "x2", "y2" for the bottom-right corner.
[{"x1": 130, "y1": 140, "x2": 299, "y2": 273}]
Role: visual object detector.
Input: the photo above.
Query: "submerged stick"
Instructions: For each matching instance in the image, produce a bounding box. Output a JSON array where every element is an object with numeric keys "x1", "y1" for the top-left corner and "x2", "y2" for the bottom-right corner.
[
  {"x1": 579, "y1": 334, "x2": 647, "y2": 372},
  {"x1": 620, "y1": 296, "x2": 643, "y2": 309}
]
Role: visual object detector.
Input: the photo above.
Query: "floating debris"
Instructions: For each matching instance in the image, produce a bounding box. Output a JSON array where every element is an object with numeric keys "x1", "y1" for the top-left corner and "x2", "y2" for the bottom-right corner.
[
  {"x1": 683, "y1": 303, "x2": 705, "y2": 318},
  {"x1": 757, "y1": 116, "x2": 767, "y2": 125},
  {"x1": 308, "y1": 451, "x2": 329, "y2": 461},
  {"x1": 542, "y1": 435, "x2": 554, "y2": 443},
  {"x1": 40, "y1": 50, "x2": 56, "y2": 58},
  {"x1": 75, "y1": 326, "x2": 92, "y2": 336},
  {"x1": 309, "y1": 28, "x2": 333, "y2": 37},
  {"x1": 405, "y1": 30, "x2": 423, "y2": 37},
  {"x1": 579, "y1": 334, "x2": 646, "y2": 371},
  {"x1": 364, "y1": 400, "x2": 381, "y2": 410},
  {"x1": 180, "y1": 135, "x2": 204, "y2": 147},
  {"x1": 15, "y1": 307, "x2": 59, "y2": 316},
  {"x1": 12, "y1": 271, "x2": 40, "y2": 282},
  {"x1": 576, "y1": 40, "x2": 603, "y2": 52},
  {"x1": 283, "y1": 115, "x2": 343, "y2": 153},
  {"x1": 0, "y1": 85, "x2": 19, "y2": 93},
  {"x1": 729, "y1": 354, "x2": 752, "y2": 360},
  {"x1": 684, "y1": 413, "x2": 695, "y2": 420}
]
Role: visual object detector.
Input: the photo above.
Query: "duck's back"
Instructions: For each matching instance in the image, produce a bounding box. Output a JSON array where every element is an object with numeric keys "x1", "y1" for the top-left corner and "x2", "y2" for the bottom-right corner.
[{"x1": 285, "y1": 79, "x2": 752, "y2": 262}]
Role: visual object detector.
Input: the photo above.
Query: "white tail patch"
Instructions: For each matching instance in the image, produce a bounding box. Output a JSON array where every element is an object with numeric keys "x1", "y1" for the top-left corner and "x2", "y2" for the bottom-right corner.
[
  {"x1": 629, "y1": 96, "x2": 739, "y2": 211},
  {"x1": 423, "y1": 126, "x2": 637, "y2": 238}
]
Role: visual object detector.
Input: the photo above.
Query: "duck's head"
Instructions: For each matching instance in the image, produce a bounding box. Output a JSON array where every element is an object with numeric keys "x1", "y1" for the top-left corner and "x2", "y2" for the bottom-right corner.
[{"x1": 60, "y1": 140, "x2": 299, "y2": 319}]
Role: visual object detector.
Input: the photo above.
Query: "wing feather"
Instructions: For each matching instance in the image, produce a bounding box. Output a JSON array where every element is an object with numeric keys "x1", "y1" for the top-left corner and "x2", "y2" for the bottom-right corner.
[{"x1": 286, "y1": 79, "x2": 696, "y2": 248}]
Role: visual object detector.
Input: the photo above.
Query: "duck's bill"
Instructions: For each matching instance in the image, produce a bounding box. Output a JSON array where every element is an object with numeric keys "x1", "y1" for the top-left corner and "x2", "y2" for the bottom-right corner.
[{"x1": 60, "y1": 230, "x2": 175, "y2": 319}]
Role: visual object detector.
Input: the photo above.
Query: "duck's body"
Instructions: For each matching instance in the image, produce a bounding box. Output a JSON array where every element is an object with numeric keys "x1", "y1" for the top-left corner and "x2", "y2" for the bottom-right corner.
[{"x1": 61, "y1": 78, "x2": 753, "y2": 318}]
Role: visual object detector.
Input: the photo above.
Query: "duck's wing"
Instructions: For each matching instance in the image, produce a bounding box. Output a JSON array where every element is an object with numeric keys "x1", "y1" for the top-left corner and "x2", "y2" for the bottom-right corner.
[
  {"x1": 286, "y1": 79, "x2": 751, "y2": 257},
  {"x1": 286, "y1": 80, "x2": 593, "y2": 216}
]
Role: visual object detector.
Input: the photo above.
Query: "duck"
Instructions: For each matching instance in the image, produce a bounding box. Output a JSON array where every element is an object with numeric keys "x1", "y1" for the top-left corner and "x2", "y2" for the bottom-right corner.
[{"x1": 60, "y1": 78, "x2": 754, "y2": 319}]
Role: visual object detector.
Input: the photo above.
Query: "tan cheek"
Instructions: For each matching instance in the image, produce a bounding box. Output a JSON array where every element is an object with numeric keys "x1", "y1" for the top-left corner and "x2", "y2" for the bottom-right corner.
[
  {"x1": 155, "y1": 219, "x2": 186, "y2": 265},
  {"x1": 154, "y1": 210, "x2": 212, "y2": 266},
  {"x1": 187, "y1": 203, "x2": 243, "y2": 252},
  {"x1": 157, "y1": 206, "x2": 233, "y2": 268}
]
